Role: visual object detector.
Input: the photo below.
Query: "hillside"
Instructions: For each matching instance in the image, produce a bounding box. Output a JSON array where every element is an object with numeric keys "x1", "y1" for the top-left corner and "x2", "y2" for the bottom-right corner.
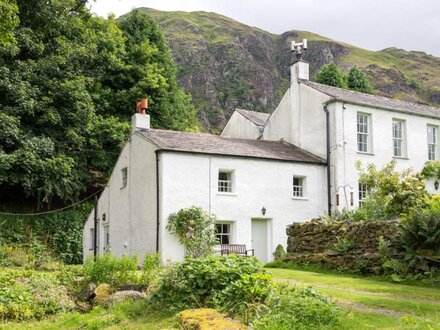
[{"x1": 129, "y1": 8, "x2": 440, "y2": 132}]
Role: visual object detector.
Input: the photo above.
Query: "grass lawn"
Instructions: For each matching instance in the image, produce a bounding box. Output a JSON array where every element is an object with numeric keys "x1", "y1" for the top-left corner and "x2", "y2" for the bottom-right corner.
[
  {"x1": 268, "y1": 268, "x2": 440, "y2": 330},
  {"x1": 0, "y1": 300, "x2": 179, "y2": 330}
]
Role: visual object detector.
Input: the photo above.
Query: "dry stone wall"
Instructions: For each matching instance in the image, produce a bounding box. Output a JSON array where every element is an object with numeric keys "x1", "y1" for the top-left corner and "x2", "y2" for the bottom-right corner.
[{"x1": 284, "y1": 219, "x2": 401, "y2": 274}]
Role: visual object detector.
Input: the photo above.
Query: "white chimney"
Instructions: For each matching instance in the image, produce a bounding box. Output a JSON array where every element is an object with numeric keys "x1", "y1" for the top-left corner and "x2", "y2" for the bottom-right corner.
[
  {"x1": 290, "y1": 39, "x2": 309, "y2": 84},
  {"x1": 132, "y1": 98, "x2": 150, "y2": 132},
  {"x1": 291, "y1": 59, "x2": 309, "y2": 84}
]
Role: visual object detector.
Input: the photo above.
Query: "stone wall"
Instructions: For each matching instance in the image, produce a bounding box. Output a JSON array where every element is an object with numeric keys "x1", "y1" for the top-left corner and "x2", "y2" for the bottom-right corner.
[{"x1": 284, "y1": 219, "x2": 401, "y2": 274}]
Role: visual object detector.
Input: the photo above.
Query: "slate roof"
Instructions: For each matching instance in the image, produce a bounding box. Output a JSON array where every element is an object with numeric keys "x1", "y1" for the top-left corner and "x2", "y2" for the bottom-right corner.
[
  {"x1": 139, "y1": 129, "x2": 325, "y2": 164},
  {"x1": 302, "y1": 80, "x2": 440, "y2": 119},
  {"x1": 235, "y1": 109, "x2": 270, "y2": 126}
]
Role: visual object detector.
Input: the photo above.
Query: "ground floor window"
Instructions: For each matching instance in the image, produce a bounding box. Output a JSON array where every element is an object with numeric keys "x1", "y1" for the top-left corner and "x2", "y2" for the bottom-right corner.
[
  {"x1": 358, "y1": 183, "x2": 367, "y2": 206},
  {"x1": 215, "y1": 222, "x2": 232, "y2": 244},
  {"x1": 89, "y1": 228, "x2": 95, "y2": 250}
]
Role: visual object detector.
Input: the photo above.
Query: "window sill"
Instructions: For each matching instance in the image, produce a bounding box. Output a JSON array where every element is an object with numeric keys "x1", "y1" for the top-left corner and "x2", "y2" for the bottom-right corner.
[
  {"x1": 357, "y1": 151, "x2": 375, "y2": 156},
  {"x1": 217, "y1": 192, "x2": 237, "y2": 196},
  {"x1": 392, "y1": 156, "x2": 409, "y2": 160},
  {"x1": 292, "y1": 197, "x2": 309, "y2": 201}
]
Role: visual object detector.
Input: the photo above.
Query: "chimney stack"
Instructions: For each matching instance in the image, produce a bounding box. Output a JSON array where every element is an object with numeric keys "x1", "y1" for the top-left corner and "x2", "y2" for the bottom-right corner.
[
  {"x1": 132, "y1": 98, "x2": 150, "y2": 132},
  {"x1": 290, "y1": 39, "x2": 309, "y2": 84}
]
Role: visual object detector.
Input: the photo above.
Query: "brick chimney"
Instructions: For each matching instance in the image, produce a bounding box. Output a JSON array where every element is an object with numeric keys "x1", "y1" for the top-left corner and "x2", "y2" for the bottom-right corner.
[{"x1": 132, "y1": 98, "x2": 150, "y2": 132}]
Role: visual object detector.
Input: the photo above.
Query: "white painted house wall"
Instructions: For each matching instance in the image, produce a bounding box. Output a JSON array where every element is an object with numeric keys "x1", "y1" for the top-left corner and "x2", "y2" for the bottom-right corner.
[
  {"x1": 83, "y1": 133, "x2": 158, "y2": 262},
  {"x1": 331, "y1": 102, "x2": 440, "y2": 208},
  {"x1": 158, "y1": 152, "x2": 327, "y2": 263},
  {"x1": 221, "y1": 111, "x2": 262, "y2": 139}
]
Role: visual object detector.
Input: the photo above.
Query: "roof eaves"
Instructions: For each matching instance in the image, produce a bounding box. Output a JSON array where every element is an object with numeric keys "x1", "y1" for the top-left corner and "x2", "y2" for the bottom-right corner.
[{"x1": 156, "y1": 148, "x2": 326, "y2": 165}]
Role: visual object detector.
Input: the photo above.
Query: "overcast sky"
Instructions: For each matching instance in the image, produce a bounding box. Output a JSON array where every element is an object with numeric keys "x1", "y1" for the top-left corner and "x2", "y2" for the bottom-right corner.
[{"x1": 89, "y1": 0, "x2": 440, "y2": 57}]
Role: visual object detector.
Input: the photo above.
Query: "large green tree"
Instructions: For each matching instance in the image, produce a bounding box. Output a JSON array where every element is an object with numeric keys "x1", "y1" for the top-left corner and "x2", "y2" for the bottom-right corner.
[
  {"x1": 0, "y1": 1, "x2": 198, "y2": 208},
  {"x1": 347, "y1": 65, "x2": 373, "y2": 94},
  {"x1": 0, "y1": 0, "x2": 19, "y2": 46},
  {"x1": 315, "y1": 63, "x2": 347, "y2": 89}
]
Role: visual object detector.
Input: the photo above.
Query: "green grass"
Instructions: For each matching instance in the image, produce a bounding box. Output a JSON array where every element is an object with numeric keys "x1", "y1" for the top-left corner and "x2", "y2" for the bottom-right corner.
[
  {"x1": 0, "y1": 300, "x2": 178, "y2": 330},
  {"x1": 268, "y1": 268, "x2": 440, "y2": 329}
]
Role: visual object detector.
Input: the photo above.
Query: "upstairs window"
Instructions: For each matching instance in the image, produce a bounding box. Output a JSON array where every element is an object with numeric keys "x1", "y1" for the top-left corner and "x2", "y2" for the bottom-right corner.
[
  {"x1": 392, "y1": 119, "x2": 406, "y2": 157},
  {"x1": 428, "y1": 125, "x2": 438, "y2": 160},
  {"x1": 215, "y1": 223, "x2": 232, "y2": 244},
  {"x1": 218, "y1": 170, "x2": 233, "y2": 193},
  {"x1": 121, "y1": 167, "x2": 128, "y2": 188},
  {"x1": 357, "y1": 113, "x2": 371, "y2": 153},
  {"x1": 292, "y1": 177, "x2": 305, "y2": 198}
]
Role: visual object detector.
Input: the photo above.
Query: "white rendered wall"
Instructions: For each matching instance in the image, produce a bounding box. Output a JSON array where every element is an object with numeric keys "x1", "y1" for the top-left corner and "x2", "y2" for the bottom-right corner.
[
  {"x1": 221, "y1": 111, "x2": 262, "y2": 139},
  {"x1": 263, "y1": 78, "x2": 330, "y2": 159},
  {"x1": 331, "y1": 102, "x2": 440, "y2": 209},
  {"x1": 158, "y1": 152, "x2": 327, "y2": 263},
  {"x1": 83, "y1": 133, "x2": 158, "y2": 263}
]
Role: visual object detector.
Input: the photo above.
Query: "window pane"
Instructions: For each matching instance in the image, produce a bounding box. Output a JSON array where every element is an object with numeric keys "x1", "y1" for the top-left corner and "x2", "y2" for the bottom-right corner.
[{"x1": 215, "y1": 224, "x2": 222, "y2": 233}]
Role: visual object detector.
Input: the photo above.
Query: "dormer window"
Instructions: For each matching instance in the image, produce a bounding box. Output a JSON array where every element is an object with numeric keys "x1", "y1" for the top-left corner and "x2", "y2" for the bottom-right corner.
[{"x1": 218, "y1": 170, "x2": 234, "y2": 193}]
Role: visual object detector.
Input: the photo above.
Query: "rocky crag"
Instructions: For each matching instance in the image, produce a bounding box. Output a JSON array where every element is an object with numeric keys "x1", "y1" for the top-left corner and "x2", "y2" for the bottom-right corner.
[{"x1": 126, "y1": 8, "x2": 440, "y2": 132}]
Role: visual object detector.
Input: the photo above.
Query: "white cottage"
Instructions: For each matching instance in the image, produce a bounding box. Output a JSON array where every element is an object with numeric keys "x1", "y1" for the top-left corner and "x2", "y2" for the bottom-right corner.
[
  {"x1": 84, "y1": 39, "x2": 440, "y2": 263},
  {"x1": 83, "y1": 108, "x2": 327, "y2": 263}
]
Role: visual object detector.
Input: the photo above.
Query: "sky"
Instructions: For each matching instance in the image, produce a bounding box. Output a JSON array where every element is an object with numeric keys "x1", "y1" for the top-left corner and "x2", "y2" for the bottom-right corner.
[{"x1": 89, "y1": 0, "x2": 440, "y2": 57}]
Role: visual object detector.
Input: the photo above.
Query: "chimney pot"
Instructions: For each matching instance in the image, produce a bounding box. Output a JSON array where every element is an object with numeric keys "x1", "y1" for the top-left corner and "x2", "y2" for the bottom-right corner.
[{"x1": 136, "y1": 98, "x2": 148, "y2": 115}]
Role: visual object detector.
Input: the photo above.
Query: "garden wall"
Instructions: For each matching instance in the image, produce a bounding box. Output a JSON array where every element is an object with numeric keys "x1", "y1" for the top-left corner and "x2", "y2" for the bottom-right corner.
[{"x1": 284, "y1": 219, "x2": 401, "y2": 274}]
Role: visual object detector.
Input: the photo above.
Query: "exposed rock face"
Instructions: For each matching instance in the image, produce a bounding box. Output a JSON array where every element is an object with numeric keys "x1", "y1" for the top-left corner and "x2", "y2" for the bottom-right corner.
[{"x1": 129, "y1": 9, "x2": 440, "y2": 131}]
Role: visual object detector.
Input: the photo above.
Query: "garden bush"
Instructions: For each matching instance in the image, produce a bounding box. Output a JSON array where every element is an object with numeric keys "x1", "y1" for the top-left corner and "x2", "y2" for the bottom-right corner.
[
  {"x1": 83, "y1": 254, "x2": 139, "y2": 287},
  {"x1": 152, "y1": 255, "x2": 266, "y2": 310},
  {"x1": 251, "y1": 284, "x2": 341, "y2": 330},
  {"x1": 0, "y1": 204, "x2": 91, "y2": 264},
  {"x1": 214, "y1": 273, "x2": 274, "y2": 323},
  {"x1": 0, "y1": 269, "x2": 75, "y2": 321}
]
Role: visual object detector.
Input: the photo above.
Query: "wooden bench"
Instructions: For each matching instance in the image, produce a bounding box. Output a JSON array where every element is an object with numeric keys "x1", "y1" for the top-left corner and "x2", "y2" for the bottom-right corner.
[{"x1": 220, "y1": 244, "x2": 254, "y2": 256}]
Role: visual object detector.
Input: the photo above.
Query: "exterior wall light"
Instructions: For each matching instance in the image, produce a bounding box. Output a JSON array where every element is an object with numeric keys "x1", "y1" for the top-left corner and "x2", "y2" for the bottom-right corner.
[
  {"x1": 435, "y1": 181, "x2": 439, "y2": 191},
  {"x1": 261, "y1": 207, "x2": 266, "y2": 216}
]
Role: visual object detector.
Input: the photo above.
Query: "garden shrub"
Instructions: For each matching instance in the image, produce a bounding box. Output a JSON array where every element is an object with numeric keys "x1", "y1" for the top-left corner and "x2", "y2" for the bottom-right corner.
[
  {"x1": 251, "y1": 284, "x2": 341, "y2": 330},
  {"x1": 140, "y1": 252, "x2": 162, "y2": 290},
  {"x1": 214, "y1": 273, "x2": 274, "y2": 324},
  {"x1": 152, "y1": 255, "x2": 266, "y2": 310},
  {"x1": 400, "y1": 208, "x2": 440, "y2": 253},
  {"x1": 356, "y1": 160, "x2": 430, "y2": 220},
  {"x1": 0, "y1": 204, "x2": 91, "y2": 264},
  {"x1": 273, "y1": 244, "x2": 286, "y2": 259},
  {"x1": 166, "y1": 206, "x2": 218, "y2": 258},
  {"x1": 83, "y1": 254, "x2": 139, "y2": 287},
  {"x1": 0, "y1": 269, "x2": 75, "y2": 321}
]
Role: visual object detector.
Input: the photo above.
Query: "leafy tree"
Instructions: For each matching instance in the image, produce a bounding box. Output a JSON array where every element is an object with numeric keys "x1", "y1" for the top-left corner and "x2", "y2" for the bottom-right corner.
[
  {"x1": 0, "y1": 2, "x2": 198, "y2": 207},
  {"x1": 0, "y1": 0, "x2": 19, "y2": 46},
  {"x1": 315, "y1": 63, "x2": 347, "y2": 88},
  {"x1": 166, "y1": 206, "x2": 218, "y2": 258},
  {"x1": 347, "y1": 66, "x2": 373, "y2": 94}
]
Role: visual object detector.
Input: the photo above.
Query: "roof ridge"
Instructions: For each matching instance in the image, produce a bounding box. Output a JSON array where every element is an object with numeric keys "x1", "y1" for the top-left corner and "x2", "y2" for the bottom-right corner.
[{"x1": 301, "y1": 80, "x2": 440, "y2": 112}]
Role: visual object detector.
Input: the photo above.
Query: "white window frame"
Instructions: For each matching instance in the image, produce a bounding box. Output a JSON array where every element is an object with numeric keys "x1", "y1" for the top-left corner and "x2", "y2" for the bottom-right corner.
[
  {"x1": 215, "y1": 222, "x2": 233, "y2": 244},
  {"x1": 427, "y1": 125, "x2": 438, "y2": 161},
  {"x1": 358, "y1": 183, "x2": 367, "y2": 207},
  {"x1": 121, "y1": 167, "x2": 128, "y2": 188},
  {"x1": 392, "y1": 119, "x2": 406, "y2": 158},
  {"x1": 292, "y1": 176, "x2": 306, "y2": 198},
  {"x1": 357, "y1": 113, "x2": 372, "y2": 153},
  {"x1": 218, "y1": 170, "x2": 234, "y2": 193}
]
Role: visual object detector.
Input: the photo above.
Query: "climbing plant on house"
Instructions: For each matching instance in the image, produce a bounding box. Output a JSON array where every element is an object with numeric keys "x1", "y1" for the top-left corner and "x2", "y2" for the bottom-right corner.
[{"x1": 166, "y1": 206, "x2": 218, "y2": 258}]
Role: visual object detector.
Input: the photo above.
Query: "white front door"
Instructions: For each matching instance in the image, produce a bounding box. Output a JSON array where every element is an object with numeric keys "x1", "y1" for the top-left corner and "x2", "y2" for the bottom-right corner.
[{"x1": 251, "y1": 219, "x2": 269, "y2": 263}]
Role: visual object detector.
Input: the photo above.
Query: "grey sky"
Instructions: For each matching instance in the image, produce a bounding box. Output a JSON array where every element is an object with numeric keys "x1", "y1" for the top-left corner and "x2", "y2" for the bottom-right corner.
[{"x1": 90, "y1": 0, "x2": 440, "y2": 57}]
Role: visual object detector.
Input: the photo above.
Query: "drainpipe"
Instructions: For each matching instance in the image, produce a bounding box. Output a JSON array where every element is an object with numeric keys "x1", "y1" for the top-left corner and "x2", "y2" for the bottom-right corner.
[
  {"x1": 155, "y1": 151, "x2": 160, "y2": 252},
  {"x1": 93, "y1": 195, "x2": 98, "y2": 258},
  {"x1": 323, "y1": 104, "x2": 332, "y2": 216}
]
